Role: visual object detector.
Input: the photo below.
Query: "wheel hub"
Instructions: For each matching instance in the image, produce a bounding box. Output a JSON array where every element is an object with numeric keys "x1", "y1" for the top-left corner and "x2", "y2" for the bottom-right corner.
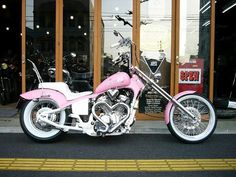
[
  {"x1": 36, "y1": 107, "x2": 54, "y2": 127},
  {"x1": 183, "y1": 107, "x2": 201, "y2": 130}
]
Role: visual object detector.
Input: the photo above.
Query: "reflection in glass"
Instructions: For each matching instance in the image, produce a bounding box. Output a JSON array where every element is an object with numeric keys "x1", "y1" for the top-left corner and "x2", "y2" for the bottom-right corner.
[
  {"x1": 26, "y1": 0, "x2": 56, "y2": 91},
  {"x1": 101, "y1": 0, "x2": 132, "y2": 80},
  {"x1": 139, "y1": 0, "x2": 172, "y2": 114},
  {"x1": 140, "y1": 0, "x2": 172, "y2": 92},
  {"x1": 63, "y1": 0, "x2": 94, "y2": 92},
  {"x1": 178, "y1": 0, "x2": 211, "y2": 96}
]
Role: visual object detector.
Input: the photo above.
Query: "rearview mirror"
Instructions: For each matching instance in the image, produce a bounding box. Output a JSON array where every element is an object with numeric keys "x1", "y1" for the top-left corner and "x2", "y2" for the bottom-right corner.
[{"x1": 113, "y1": 30, "x2": 119, "y2": 37}]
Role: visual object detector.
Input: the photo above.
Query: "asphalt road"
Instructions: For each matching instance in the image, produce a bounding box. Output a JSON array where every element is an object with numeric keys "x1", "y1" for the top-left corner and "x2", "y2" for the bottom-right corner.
[{"x1": 0, "y1": 133, "x2": 236, "y2": 177}]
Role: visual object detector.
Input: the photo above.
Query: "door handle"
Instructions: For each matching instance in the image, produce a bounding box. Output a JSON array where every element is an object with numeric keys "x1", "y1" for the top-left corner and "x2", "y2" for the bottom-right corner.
[{"x1": 176, "y1": 56, "x2": 179, "y2": 65}]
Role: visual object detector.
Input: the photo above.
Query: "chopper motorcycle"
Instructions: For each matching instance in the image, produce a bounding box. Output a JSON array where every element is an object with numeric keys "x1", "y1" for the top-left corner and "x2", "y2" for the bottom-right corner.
[{"x1": 18, "y1": 30, "x2": 217, "y2": 143}]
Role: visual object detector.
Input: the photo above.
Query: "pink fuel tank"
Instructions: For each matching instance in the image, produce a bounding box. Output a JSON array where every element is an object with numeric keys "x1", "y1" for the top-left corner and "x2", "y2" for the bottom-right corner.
[{"x1": 95, "y1": 72, "x2": 131, "y2": 93}]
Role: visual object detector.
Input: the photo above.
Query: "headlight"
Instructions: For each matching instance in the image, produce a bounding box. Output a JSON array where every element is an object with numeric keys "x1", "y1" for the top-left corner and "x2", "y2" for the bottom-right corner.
[
  {"x1": 1, "y1": 63, "x2": 8, "y2": 70},
  {"x1": 154, "y1": 72, "x2": 161, "y2": 82}
]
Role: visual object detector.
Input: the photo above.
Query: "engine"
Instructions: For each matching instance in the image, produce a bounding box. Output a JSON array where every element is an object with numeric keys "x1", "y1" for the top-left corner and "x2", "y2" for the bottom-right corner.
[{"x1": 92, "y1": 89, "x2": 133, "y2": 135}]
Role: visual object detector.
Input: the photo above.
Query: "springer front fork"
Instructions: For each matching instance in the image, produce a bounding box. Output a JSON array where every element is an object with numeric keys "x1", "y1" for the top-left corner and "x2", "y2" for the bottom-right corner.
[{"x1": 133, "y1": 66, "x2": 196, "y2": 119}]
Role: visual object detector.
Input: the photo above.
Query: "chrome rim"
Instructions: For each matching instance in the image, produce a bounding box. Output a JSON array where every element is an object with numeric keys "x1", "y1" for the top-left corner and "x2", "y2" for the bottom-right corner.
[
  {"x1": 23, "y1": 100, "x2": 66, "y2": 139},
  {"x1": 31, "y1": 101, "x2": 58, "y2": 132},
  {"x1": 170, "y1": 95, "x2": 215, "y2": 141}
]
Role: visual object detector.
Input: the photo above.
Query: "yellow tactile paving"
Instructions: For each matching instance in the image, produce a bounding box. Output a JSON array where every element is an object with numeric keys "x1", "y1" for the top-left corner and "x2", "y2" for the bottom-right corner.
[{"x1": 0, "y1": 158, "x2": 235, "y2": 172}]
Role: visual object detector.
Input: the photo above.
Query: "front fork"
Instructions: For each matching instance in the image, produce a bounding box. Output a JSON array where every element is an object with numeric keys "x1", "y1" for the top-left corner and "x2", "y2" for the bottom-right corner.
[{"x1": 134, "y1": 66, "x2": 196, "y2": 120}]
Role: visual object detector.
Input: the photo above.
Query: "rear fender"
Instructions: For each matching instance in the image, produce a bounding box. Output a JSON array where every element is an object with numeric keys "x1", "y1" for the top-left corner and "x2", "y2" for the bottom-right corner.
[
  {"x1": 164, "y1": 91, "x2": 196, "y2": 124},
  {"x1": 19, "y1": 89, "x2": 68, "y2": 108}
]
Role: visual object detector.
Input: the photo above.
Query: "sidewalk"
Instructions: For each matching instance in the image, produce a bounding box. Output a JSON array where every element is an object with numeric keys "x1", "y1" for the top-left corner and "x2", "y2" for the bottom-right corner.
[{"x1": 0, "y1": 114, "x2": 236, "y2": 134}]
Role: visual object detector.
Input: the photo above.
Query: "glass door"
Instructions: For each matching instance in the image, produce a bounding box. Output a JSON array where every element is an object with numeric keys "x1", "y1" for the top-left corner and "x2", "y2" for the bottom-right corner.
[
  {"x1": 63, "y1": 0, "x2": 94, "y2": 92},
  {"x1": 23, "y1": 0, "x2": 100, "y2": 93},
  {"x1": 176, "y1": 0, "x2": 212, "y2": 97},
  {"x1": 25, "y1": 0, "x2": 56, "y2": 91},
  {"x1": 138, "y1": 0, "x2": 172, "y2": 115},
  {"x1": 101, "y1": 0, "x2": 133, "y2": 80}
]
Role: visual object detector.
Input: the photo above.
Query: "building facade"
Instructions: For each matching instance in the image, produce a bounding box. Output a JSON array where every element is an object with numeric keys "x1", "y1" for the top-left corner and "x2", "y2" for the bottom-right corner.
[{"x1": 20, "y1": 0, "x2": 216, "y2": 119}]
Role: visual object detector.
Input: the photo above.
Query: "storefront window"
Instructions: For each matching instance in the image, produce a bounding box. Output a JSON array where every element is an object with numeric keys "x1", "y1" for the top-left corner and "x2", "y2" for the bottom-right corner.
[
  {"x1": 63, "y1": 0, "x2": 94, "y2": 92},
  {"x1": 25, "y1": 0, "x2": 56, "y2": 90},
  {"x1": 178, "y1": 0, "x2": 211, "y2": 97},
  {"x1": 215, "y1": 0, "x2": 236, "y2": 99},
  {"x1": 101, "y1": 0, "x2": 132, "y2": 80},
  {"x1": 139, "y1": 0, "x2": 172, "y2": 114}
]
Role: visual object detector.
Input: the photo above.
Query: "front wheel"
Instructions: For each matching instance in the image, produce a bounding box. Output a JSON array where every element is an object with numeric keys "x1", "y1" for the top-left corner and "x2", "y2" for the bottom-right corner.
[
  {"x1": 167, "y1": 94, "x2": 217, "y2": 143},
  {"x1": 20, "y1": 99, "x2": 66, "y2": 142}
]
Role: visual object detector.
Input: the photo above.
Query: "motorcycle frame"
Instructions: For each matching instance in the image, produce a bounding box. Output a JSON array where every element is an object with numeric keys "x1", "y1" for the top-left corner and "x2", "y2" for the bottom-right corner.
[
  {"x1": 20, "y1": 71, "x2": 143, "y2": 134},
  {"x1": 22, "y1": 41, "x2": 196, "y2": 134},
  {"x1": 23, "y1": 87, "x2": 140, "y2": 134},
  {"x1": 27, "y1": 51, "x2": 194, "y2": 118}
]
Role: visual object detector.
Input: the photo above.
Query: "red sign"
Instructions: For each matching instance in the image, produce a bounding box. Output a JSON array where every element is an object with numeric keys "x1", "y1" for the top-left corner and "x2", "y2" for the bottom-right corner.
[
  {"x1": 179, "y1": 68, "x2": 201, "y2": 84},
  {"x1": 179, "y1": 59, "x2": 204, "y2": 94}
]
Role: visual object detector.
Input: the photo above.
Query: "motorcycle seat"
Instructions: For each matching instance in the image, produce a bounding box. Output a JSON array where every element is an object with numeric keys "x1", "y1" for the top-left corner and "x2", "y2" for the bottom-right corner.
[{"x1": 38, "y1": 82, "x2": 92, "y2": 100}]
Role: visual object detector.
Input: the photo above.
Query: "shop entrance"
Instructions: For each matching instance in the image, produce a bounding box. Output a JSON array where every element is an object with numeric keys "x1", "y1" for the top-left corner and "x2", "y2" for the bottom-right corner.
[
  {"x1": 214, "y1": 0, "x2": 236, "y2": 116},
  {"x1": 215, "y1": 0, "x2": 236, "y2": 99},
  {"x1": 20, "y1": 0, "x2": 216, "y2": 120},
  {"x1": 0, "y1": 0, "x2": 21, "y2": 107}
]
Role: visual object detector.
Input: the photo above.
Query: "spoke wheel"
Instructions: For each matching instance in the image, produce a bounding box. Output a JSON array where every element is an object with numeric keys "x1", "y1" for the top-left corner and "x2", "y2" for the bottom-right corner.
[
  {"x1": 167, "y1": 94, "x2": 217, "y2": 143},
  {"x1": 20, "y1": 99, "x2": 66, "y2": 142}
]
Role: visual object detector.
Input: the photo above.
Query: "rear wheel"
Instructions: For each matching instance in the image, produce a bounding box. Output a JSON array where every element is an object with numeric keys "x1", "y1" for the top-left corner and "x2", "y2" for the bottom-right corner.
[
  {"x1": 167, "y1": 94, "x2": 217, "y2": 143},
  {"x1": 20, "y1": 99, "x2": 66, "y2": 142}
]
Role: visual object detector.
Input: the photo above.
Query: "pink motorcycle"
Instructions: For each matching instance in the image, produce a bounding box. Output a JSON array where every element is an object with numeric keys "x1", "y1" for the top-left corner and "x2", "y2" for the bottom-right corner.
[{"x1": 18, "y1": 31, "x2": 217, "y2": 143}]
